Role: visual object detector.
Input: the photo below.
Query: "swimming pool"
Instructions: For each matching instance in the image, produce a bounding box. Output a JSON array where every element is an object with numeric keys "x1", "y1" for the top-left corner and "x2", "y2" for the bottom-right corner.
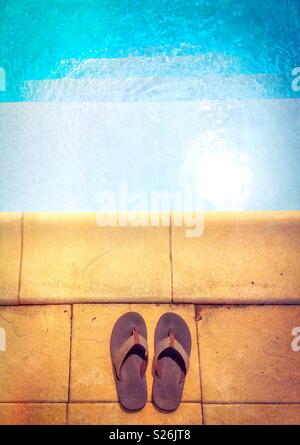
[{"x1": 0, "y1": 0, "x2": 299, "y2": 211}]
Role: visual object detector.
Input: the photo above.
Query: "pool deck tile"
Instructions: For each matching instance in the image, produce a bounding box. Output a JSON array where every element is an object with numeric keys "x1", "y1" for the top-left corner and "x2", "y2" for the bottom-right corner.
[
  {"x1": 68, "y1": 402, "x2": 202, "y2": 425},
  {"x1": 0, "y1": 305, "x2": 71, "y2": 401},
  {"x1": 70, "y1": 303, "x2": 201, "y2": 403},
  {"x1": 0, "y1": 403, "x2": 67, "y2": 425},
  {"x1": 198, "y1": 305, "x2": 300, "y2": 403},
  {"x1": 203, "y1": 404, "x2": 300, "y2": 425}
]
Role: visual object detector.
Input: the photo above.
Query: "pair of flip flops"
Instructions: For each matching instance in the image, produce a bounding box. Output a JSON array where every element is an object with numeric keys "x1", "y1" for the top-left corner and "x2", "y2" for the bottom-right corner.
[{"x1": 110, "y1": 312, "x2": 191, "y2": 412}]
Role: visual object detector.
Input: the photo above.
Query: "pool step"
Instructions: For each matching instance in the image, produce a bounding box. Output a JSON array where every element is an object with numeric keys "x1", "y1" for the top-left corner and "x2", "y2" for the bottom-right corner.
[
  {"x1": 25, "y1": 73, "x2": 289, "y2": 102},
  {"x1": 21, "y1": 55, "x2": 294, "y2": 101}
]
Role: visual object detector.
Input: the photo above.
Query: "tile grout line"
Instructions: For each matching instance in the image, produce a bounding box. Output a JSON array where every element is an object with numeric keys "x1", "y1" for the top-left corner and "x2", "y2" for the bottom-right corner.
[
  {"x1": 17, "y1": 212, "x2": 24, "y2": 305},
  {"x1": 169, "y1": 214, "x2": 174, "y2": 303},
  {"x1": 0, "y1": 400, "x2": 202, "y2": 404},
  {"x1": 2, "y1": 302, "x2": 300, "y2": 308},
  {"x1": 195, "y1": 305, "x2": 205, "y2": 425},
  {"x1": 1, "y1": 400, "x2": 300, "y2": 405},
  {"x1": 66, "y1": 304, "x2": 74, "y2": 425}
]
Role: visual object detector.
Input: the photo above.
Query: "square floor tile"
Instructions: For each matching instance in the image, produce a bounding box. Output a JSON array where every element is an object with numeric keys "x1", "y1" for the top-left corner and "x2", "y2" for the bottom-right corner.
[
  {"x1": 198, "y1": 306, "x2": 300, "y2": 402},
  {"x1": 0, "y1": 305, "x2": 71, "y2": 401},
  {"x1": 0, "y1": 403, "x2": 66, "y2": 425},
  {"x1": 70, "y1": 304, "x2": 201, "y2": 402},
  {"x1": 203, "y1": 404, "x2": 300, "y2": 425}
]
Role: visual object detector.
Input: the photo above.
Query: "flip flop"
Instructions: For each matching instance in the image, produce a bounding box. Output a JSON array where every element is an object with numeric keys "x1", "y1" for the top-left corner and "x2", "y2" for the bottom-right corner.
[
  {"x1": 152, "y1": 312, "x2": 191, "y2": 411},
  {"x1": 110, "y1": 312, "x2": 148, "y2": 411}
]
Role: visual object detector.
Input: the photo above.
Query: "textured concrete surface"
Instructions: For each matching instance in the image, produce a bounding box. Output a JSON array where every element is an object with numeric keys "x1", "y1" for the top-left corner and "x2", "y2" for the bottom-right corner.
[
  {"x1": 0, "y1": 305, "x2": 71, "y2": 401},
  {"x1": 0, "y1": 303, "x2": 299, "y2": 424},
  {"x1": 70, "y1": 303, "x2": 201, "y2": 402},
  {"x1": 173, "y1": 211, "x2": 300, "y2": 303},
  {"x1": 0, "y1": 211, "x2": 300, "y2": 424},
  {"x1": 68, "y1": 402, "x2": 202, "y2": 425},
  {"x1": 198, "y1": 305, "x2": 300, "y2": 402},
  {"x1": 0, "y1": 211, "x2": 298, "y2": 305},
  {"x1": 0, "y1": 213, "x2": 22, "y2": 305},
  {"x1": 203, "y1": 404, "x2": 300, "y2": 425},
  {"x1": 0, "y1": 403, "x2": 67, "y2": 425},
  {"x1": 20, "y1": 213, "x2": 171, "y2": 304}
]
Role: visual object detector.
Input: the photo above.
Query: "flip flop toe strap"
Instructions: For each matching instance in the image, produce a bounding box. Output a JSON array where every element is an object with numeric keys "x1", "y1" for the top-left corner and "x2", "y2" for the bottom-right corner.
[
  {"x1": 114, "y1": 328, "x2": 148, "y2": 381},
  {"x1": 154, "y1": 331, "x2": 190, "y2": 383}
]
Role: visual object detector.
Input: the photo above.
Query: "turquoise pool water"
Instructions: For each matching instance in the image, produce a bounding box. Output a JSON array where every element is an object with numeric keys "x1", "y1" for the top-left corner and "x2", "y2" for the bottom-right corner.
[
  {"x1": 1, "y1": 0, "x2": 300, "y2": 101},
  {"x1": 0, "y1": 0, "x2": 299, "y2": 211}
]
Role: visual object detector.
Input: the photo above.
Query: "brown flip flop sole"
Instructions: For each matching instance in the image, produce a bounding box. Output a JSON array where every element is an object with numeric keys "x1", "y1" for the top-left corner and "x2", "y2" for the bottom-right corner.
[
  {"x1": 152, "y1": 312, "x2": 191, "y2": 411},
  {"x1": 110, "y1": 312, "x2": 148, "y2": 411}
]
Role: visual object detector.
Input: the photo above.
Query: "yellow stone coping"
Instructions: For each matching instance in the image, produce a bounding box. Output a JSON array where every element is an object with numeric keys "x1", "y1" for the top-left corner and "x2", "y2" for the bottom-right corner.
[
  {"x1": 173, "y1": 211, "x2": 300, "y2": 304},
  {"x1": 0, "y1": 213, "x2": 22, "y2": 305},
  {"x1": 0, "y1": 211, "x2": 299, "y2": 305}
]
